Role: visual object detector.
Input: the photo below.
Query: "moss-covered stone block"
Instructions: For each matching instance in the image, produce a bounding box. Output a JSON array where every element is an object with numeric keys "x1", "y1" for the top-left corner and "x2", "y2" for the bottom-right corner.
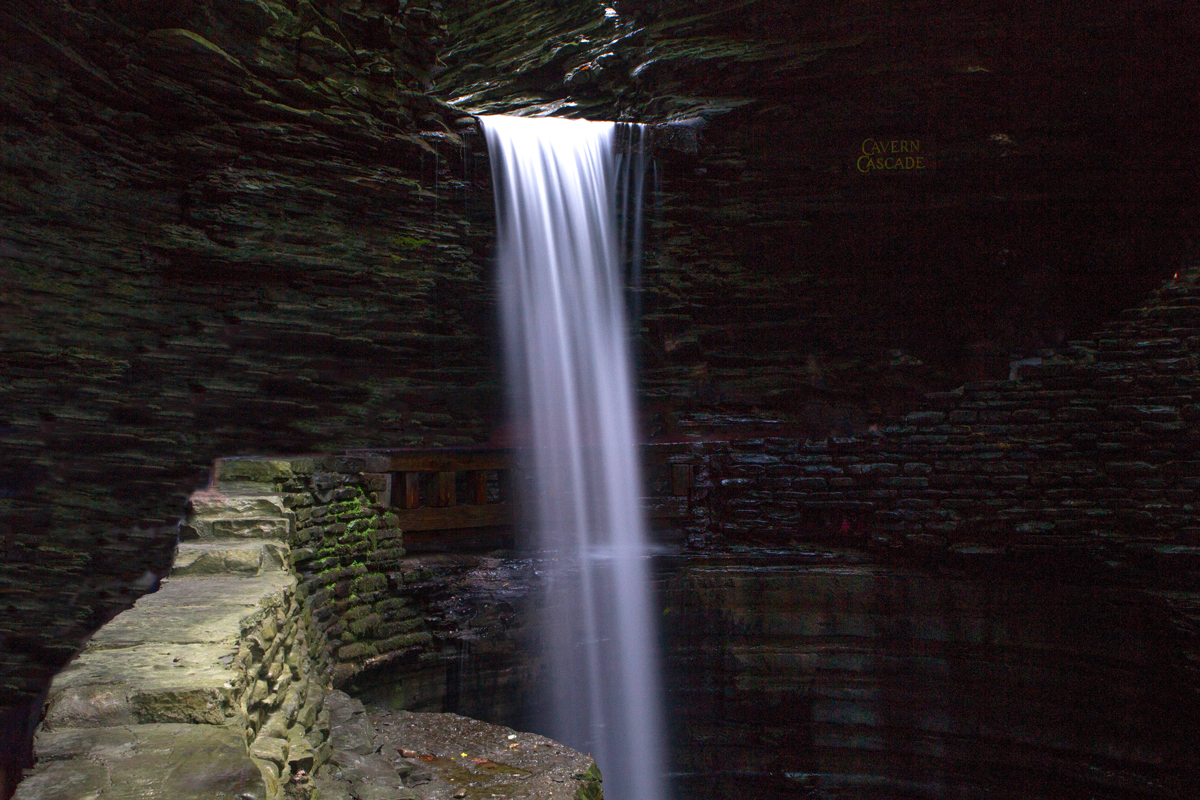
[
  {"x1": 213, "y1": 458, "x2": 297, "y2": 483},
  {"x1": 348, "y1": 613, "x2": 382, "y2": 637},
  {"x1": 351, "y1": 573, "x2": 387, "y2": 594},
  {"x1": 377, "y1": 618, "x2": 421, "y2": 638},
  {"x1": 373, "y1": 597, "x2": 410, "y2": 614},
  {"x1": 336, "y1": 642, "x2": 377, "y2": 661},
  {"x1": 572, "y1": 762, "x2": 603, "y2": 800},
  {"x1": 376, "y1": 631, "x2": 432, "y2": 653},
  {"x1": 347, "y1": 517, "x2": 376, "y2": 534},
  {"x1": 341, "y1": 604, "x2": 373, "y2": 623}
]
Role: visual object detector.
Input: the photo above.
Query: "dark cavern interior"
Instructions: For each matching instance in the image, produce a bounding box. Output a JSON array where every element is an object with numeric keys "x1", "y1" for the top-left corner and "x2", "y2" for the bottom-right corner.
[{"x1": 3, "y1": 0, "x2": 1200, "y2": 798}]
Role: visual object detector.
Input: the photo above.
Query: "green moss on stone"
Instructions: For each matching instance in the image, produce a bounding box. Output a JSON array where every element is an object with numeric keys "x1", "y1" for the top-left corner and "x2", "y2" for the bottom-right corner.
[
  {"x1": 336, "y1": 642, "x2": 376, "y2": 661},
  {"x1": 349, "y1": 613, "x2": 382, "y2": 637},
  {"x1": 377, "y1": 631, "x2": 432, "y2": 653},
  {"x1": 377, "y1": 618, "x2": 421, "y2": 638},
  {"x1": 373, "y1": 597, "x2": 410, "y2": 614},
  {"x1": 351, "y1": 573, "x2": 387, "y2": 594},
  {"x1": 341, "y1": 604, "x2": 373, "y2": 623},
  {"x1": 572, "y1": 762, "x2": 603, "y2": 800}
]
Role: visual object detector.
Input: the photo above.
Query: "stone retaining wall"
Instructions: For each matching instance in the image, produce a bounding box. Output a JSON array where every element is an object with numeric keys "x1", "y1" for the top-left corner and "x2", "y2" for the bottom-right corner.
[
  {"x1": 658, "y1": 270, "x2": 1200, "y2": 566},
  {"x1": 17, "y1": 496, "x2": 338, "y2": 799},
  {"x1": 195, "y1": 456, "x2": 435, "y2": 692},
  {"x1": 18, "y1": 461, "x2": 587, "y2": 800},
  {"x1": 190, "y1": 453, "x2": 542, "y2": 724},
  {"x1": 239, "y1": 572, "x2": 334, "y2": 796}
]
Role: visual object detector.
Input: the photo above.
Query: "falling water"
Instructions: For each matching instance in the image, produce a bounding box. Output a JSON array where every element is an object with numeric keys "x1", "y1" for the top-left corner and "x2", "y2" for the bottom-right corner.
[{"x1": 481, "y1": 114, "x2": 665, "y2": 800}]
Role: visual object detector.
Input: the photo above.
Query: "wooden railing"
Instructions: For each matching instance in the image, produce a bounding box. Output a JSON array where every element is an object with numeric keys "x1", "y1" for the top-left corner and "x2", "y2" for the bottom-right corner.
[
  {"x1": 346, "y1": 445, "x2": 696, "y2": 535},
  {"x1": 349, "y1": 448, "x2": 514, "y2": 532}
]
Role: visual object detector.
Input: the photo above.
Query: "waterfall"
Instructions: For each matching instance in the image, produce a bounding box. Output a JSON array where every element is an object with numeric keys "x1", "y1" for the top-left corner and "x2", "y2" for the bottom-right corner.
[{"x1": 481, "y1": 114, "x2": 665, "y2": 800}]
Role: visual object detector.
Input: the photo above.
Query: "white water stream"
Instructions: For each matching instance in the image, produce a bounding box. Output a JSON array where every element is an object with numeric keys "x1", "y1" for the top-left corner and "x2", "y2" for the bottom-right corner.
[{"x1": 481, "y1": 114, "x2": 665, "y2": 800}]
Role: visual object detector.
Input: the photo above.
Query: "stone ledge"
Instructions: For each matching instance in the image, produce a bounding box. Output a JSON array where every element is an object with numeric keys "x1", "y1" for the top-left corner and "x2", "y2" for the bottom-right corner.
[
  {"x1": 18, "y1": 552, "x2": 313, "y2": 799},
  {"x1": 84, "y1": 574, "x2": 294, "y2": 650},
  {"x1": 17, "y1": 723, "x2": 265, "y2": 800},
  {"x1": 38, "y1": 574, "x2": 295, "y2": 733},
  {"x1": 173, "y1": 541, "x2": 290, "y2": 577}
]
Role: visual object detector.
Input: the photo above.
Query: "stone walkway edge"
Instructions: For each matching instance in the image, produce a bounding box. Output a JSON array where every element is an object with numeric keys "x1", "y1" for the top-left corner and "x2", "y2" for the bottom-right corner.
[
  {"x1": 15, "y1": 479, "x2": 333, "y2": 800},
  {"x1": 16, "y1": 460, "x2": 602, "y2": 800}
]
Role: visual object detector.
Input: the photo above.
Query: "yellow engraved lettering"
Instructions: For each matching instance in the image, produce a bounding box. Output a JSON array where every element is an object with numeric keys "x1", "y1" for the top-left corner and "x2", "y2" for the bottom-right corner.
[{"x1": 857, "y1": 140, "x2": 929, "y2": 172}]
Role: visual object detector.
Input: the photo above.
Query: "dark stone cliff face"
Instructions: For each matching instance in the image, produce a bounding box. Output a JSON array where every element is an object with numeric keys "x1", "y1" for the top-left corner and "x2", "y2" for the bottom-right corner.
[
  {"x1": 3, "y1": 0, "x2": 1200, "y2": 791},
  {"x1": 0, "y1": 0, "x2": 499, "y2": 721},
  {"x1": 657, "y1": 550, "x2": 1200, "y2": 800},
  {"x1": 437, "y1": 0, "x2": 1200, "y2": 423}
]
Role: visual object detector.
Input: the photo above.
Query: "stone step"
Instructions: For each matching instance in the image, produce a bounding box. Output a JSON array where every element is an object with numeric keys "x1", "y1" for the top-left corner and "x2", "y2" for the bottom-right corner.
[
  {"x1": 182, "y1": 485, "x2": 294, "y2": 542},
  {"x1": 183, "y1": 516, "x2": 292, "y2": 542},
  {"x1": 173, "y1": 540, "x2": 289, "y2": 577},
  {"x1": 15, "y1": 723, "x2": 265, "y2": 800}
]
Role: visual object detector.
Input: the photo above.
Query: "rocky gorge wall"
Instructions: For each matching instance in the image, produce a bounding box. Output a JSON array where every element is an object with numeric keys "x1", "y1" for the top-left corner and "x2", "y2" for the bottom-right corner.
[
  {"x1": 0, "y1": 0, "x2": 502, "y2": 736},
  {"x1": 435, "y1": 0, "x2": 1200, "y2": 415},
  {"x1": 6, "y1": 0, "x2": 1200, "y2": 789},
  {"x1": 659, "y1": 265, "x2": 1200, "y2": 570},
  {"x1": 657, "y1": 550, "x2": 1200, "y2": 799}
]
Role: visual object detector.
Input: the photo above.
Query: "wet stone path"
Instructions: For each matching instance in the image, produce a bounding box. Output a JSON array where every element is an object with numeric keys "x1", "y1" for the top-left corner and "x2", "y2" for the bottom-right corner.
[{"x1": 315, "y1": 692, "x2": 601, "y2": 800}]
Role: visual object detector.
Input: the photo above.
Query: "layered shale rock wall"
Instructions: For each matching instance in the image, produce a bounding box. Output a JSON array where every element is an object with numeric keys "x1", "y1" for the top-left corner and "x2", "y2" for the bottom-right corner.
[
  {"x1": 659, "y1": 267, "x2": 1200, "y2": 569},
  {"x1": 0, "y1": 0, "x2": 498, "y2": 723},
  {"x1": 436, "y1": 0, "x2": 1200, "y2": 414},
  {"x1": 658, "y1": 554, "x2": 1200, "y2": 799}
]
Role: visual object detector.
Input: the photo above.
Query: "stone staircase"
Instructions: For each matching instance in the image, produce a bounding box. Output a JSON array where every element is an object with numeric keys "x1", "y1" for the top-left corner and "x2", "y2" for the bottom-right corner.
[{"x1": 14, "y1": 487, "x2": 310, "y2": 800}]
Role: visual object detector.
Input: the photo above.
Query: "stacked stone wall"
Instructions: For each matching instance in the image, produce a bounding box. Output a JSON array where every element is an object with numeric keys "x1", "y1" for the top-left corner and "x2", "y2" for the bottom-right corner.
[
  {"x1": 663, "y1": 272, "x2": 1200, "y2": 563},
  {"x1": 196, "y1": 453, "x2": 542, "y2": 727},
  {"x1": 206, "y1": 456, "x2": 436, "y2": 692},
  {"x1": 20, "y1": 498, "x2": 341, "y2": 799},
  {"x1": 236, "y1": 575, "x2": 334, "y2": 795}
]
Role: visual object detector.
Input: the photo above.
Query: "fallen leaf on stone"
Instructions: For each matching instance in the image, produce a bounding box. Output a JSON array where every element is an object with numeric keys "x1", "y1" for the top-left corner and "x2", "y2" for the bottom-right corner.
[
  {"x1": 470, "y1": 758, "x2": 489, "y2": 764},
  {"x1": 418, "y1": 754, "x2": 436, "y2": 762},
  {"x1": 399, "y1": 749, "x2": 420, "y2": 758}
]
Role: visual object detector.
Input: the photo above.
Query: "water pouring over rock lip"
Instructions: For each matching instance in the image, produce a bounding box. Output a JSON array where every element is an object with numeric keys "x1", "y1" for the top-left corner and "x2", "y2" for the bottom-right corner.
[{"x1": 480, "y1": 114, "x2": 666, "y2": 800}]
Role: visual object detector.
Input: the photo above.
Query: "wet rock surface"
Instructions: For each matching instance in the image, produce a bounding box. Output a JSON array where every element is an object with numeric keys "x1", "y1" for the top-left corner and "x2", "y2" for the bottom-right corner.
[
  {"x1": 315, "y1": 690, "x2": 600, "y2": 800},
  {"x1": 345, "y1": 553, "x2": 540, "y2": 728},
  {"x1": 655, "y1": 547, "x2": 1200, "y2": 800},
  {"x1": 367, "y1": 708, "x2": 599, "y2": 800},
  {"x1": 20, "y1": 724, "x2": 265, "y2": 800}
]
